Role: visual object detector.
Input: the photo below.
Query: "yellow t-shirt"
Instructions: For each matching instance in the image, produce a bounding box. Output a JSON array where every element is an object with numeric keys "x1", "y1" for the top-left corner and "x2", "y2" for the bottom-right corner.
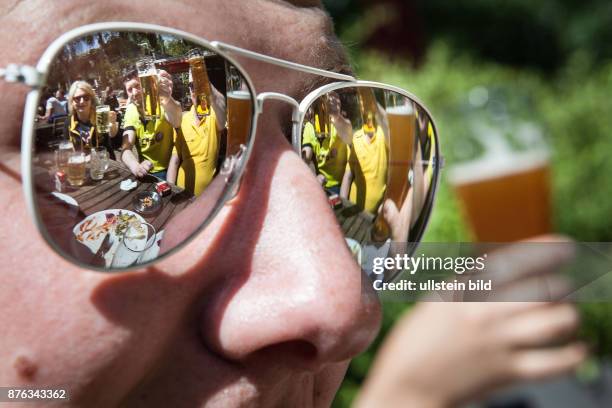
[
  {"x1": 302, "y1": 122, "x2": 348, "y2": 188},
  {"x1": 173, "y1": 107, "x2": 219, "y2": 196},
  {"x1": 347, "y1": 126, "x2": 388, "y2": 214},
  {"x1": 123, "y1": 103, "x2": 175, "y2": 173}
]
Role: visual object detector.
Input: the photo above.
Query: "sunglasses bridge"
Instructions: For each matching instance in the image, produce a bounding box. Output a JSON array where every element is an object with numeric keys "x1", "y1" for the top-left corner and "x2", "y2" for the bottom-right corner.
[{"x1": 256, "y1": 92, "x2": 302, "y2": 153}]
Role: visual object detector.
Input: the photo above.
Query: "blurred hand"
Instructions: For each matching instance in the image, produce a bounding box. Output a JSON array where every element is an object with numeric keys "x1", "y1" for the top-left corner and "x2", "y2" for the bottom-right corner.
[
  {"x1": 130, "y1": 160, "x2": 152, "y2": 178},
  {"x1": 157, "y1": 70, "x2": 173, "y2": 100},
  {"x1": 356, "y1": 237, "x2": 586, "y2": 408}
]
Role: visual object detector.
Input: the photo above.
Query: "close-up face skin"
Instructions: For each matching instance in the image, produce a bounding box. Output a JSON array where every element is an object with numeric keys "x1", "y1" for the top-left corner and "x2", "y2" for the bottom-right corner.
[{"x1": 0, "y1": 0, "x2": 381, "y2": 407}]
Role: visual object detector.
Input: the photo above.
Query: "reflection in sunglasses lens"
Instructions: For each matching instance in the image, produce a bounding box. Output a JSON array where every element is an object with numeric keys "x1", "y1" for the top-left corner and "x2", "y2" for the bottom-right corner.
[
  {"x1": 301, "y1": 87, "x2": 438, "y2": 280},
  {"x1": 31, "y1": 30, "x2": 255, "y2": 271}
]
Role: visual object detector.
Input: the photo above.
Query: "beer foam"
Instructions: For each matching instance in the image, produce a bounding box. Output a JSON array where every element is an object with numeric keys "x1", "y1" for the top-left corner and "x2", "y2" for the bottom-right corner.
[
  {"x1": 228, "y1": 90, "x2": 251, "y2": 100},
  {"x1": 68, "y1": 155, "x2": 85, "y2": 164},
  {"x1": 448, "y1": 150, "x2": 549, "y2": 185},
  {"x1": 386, "y1": 105, "x2": 414, "y2": 115}
]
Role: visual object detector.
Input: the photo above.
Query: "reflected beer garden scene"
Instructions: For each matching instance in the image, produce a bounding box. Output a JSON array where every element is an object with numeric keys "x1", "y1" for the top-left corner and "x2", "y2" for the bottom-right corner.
[
  {"x1": 32, "y1": 28, "x2": 439, "y2": 273},
  {"x1": 32, "y1": 30, "x2": 256, "y2": 270}
]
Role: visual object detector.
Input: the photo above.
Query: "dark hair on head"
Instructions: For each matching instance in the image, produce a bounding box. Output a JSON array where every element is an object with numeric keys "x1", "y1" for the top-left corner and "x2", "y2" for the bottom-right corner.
[{"x1": 122, "y1": 69, "x2": 138, "y2": 83}]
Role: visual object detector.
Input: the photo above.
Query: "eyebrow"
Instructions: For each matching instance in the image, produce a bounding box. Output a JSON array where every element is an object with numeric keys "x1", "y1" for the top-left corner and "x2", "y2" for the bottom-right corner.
[{"x1": 294, "y1": 34, "x2": 354, "y2": 101}]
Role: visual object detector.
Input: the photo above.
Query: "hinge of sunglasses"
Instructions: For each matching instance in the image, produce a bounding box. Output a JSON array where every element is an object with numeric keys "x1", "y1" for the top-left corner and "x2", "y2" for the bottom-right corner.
[{"x1": 0, "y1": 64, "x2": 43, "y2": 88}]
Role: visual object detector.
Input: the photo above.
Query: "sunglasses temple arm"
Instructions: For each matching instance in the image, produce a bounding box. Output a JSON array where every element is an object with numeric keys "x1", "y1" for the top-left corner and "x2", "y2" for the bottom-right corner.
[
  {"x1": 211, "y1": 42, "x2": 355, "y2": 82},
  {"x1": 0, "y1": 64, "x2": 43, "y2": 88}
]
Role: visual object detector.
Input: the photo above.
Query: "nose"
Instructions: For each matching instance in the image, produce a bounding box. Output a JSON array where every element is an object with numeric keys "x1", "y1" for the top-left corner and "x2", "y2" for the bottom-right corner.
[{"x1": 198, "y1": 115, "x2": 381, "y2": 370}]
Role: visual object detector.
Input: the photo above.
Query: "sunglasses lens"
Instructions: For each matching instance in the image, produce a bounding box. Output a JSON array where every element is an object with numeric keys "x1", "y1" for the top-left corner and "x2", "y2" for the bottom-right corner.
[
  {"x1": 30, "y1": 29, "x2": 255, "y2": 270},
  {"x1": 302, "y1": 87, "x2": 439, "y2": 275}
]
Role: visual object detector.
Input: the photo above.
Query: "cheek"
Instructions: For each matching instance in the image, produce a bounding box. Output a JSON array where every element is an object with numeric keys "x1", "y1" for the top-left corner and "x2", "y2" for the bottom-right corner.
[{"x1": 0, "y1": 180, "x2": 111, "y2": 383}]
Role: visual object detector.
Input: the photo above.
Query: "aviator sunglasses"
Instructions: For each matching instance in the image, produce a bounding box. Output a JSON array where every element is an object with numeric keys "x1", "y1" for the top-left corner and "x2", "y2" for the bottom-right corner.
[{"x1": 0, "y1": 22, "x2": 441, "y2": 281}]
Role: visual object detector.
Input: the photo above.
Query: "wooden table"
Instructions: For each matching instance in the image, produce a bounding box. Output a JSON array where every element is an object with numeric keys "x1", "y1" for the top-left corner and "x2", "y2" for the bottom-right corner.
[
  {"x1": 63, "y1": 160, "x2": 193, "y2": 233},
  {"x1": 34, "y1": 159, "x2": 194, "y2": 267},
  {"x1": 333, "y1": 199, "x2": 375, "y2": 245}
]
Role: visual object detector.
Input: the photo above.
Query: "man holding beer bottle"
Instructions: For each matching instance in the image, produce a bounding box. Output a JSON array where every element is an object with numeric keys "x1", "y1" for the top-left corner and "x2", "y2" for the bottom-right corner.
[{"x1": 120, "y1": 69, "x2": 182, "y2": 180}]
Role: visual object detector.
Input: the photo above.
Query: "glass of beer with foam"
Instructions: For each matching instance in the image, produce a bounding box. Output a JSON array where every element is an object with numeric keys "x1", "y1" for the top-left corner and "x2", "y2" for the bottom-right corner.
[
  {"x1": 67, "y1": 151, "x2": 86, "y2": 187},
  {"x1": 95, "y1": 104, "x2": 111, "y2": 134},
  {"x1": 385, "y1": 92, "x2": 416, "y2": 207},
  {"x1": 225, "y1": 63, "x2": 253, "y2": 155},
  {"x1": 448, "y1": 97, "x2": 551, "y2": 242},
  {"x1": 136, "y1": 57, "x2": 160, "y2": 121},
  {"x1": 188, "y1": 49, "x2": 213, "y2": 117}
]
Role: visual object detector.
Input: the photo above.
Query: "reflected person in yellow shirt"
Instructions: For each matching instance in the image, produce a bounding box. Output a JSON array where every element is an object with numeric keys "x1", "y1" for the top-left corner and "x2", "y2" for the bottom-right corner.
[
  {"x1": 341, "y1": 111, "x2": 389, "y2": 214},
  {"x1": 301, "y1": 93, "x2": 351, "y2": 194},
  {"x1": 167, "y1": 79, "x2": 226, "y2": 196}
]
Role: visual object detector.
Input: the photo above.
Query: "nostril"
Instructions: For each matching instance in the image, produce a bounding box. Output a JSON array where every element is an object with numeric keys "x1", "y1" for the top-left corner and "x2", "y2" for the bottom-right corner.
[{"x1": 255, "y1": 341, "x2": 318, "y2": 366}]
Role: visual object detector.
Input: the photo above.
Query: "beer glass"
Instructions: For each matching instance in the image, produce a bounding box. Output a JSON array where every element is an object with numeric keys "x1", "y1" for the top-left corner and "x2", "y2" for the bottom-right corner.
[
  {"x1": 311, "y1": 94, "x2": 332, "y2": 138},
  {"x1": 95, "y1": 104, "x2": 111, "y2": 134},
  {"x1": 111, "y1": 221, "x2": 156, "y2": 268},
  {"x1": 90, "y1": 147, "x2": 109, "y2": 181},
  {"x1": 225, "y1": 63, "x2": 253, "y2": 155},
  {"x1": 136, "y1": 57, "x2": 160, "y2": 120},
  {"x1": 448, "y1": 93, "x2": 551, "y2": 242},
  {"x1": 188, "y1": 49, "x2": 213, "y2": 117},
  {"x1": 385, "y1": 93, "x2": 416, "y2": 207},
  {"x1": 55, "y1": 140, "x2": 74, "y2": 173},
  {"x1": 66, "y1": 151, "x2": 86, "y2": 187}
]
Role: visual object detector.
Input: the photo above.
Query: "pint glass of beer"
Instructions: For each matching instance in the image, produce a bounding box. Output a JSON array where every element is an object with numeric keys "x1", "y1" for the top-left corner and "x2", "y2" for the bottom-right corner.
[
  {"x1": 385, "y1": 92, "x2": 416, "y2": 207},
  {"x1": 311, "y1": 94, "x2": 332, "y2": 138},
  {"x1": 96, "y1": 104, "x2": 111, "y2": 134},
  {"x1": 448, "y1": 122, "x2": 551, "y2": 242},
  {"x1": 136, "y1": 57, "x2": 160, "y2": 121},
  {"x1": 188, "y1": 49, "x2": 213, "y2": 117},
  {"x1": 55, "y1": 140, "x2": 74, "y2": 173},
  {"x1": 225, "y1": 63, "x2": 253, "y2": 155},
  {"x1": 67, "y1": 151, "x2": 86, "y2": 187}
]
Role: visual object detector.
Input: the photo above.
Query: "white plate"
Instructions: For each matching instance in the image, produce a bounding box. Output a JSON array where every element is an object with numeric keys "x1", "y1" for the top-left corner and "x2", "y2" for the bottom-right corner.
[{"x1": 73, "y1": 209, "x2": 147, "y2": 261}]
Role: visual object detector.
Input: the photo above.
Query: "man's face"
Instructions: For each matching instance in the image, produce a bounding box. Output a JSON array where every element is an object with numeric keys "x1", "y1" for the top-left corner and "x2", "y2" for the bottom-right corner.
[
  {"x1": 124, "y1": 77, "x2": 142, "y2": 104},
  {"x1": 0, "y1": 1, "x2": 381, "y2": 406}
]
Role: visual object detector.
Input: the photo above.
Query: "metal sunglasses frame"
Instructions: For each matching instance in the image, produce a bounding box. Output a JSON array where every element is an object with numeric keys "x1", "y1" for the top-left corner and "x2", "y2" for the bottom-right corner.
[{"x1": 0, "y1": 22, "x2": 441, "y2": 273}]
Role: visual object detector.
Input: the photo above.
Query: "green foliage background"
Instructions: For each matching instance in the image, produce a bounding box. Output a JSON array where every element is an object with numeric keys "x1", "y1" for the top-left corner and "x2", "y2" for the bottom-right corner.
[
  {"x1": 333, "y1": 47, "x2": 612, "y2": 406},
  {"x1": 334, "y1": 2, "x2": 612, "y2": 407}
]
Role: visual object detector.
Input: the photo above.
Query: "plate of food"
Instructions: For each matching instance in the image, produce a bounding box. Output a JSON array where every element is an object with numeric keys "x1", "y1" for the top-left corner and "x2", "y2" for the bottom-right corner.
[
  {"x1": 132, "y1": 191, "x2": 162, "y2": 215},
  {"x1": 73, "y1": 209, "x2": 151, "y2": 267}
]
